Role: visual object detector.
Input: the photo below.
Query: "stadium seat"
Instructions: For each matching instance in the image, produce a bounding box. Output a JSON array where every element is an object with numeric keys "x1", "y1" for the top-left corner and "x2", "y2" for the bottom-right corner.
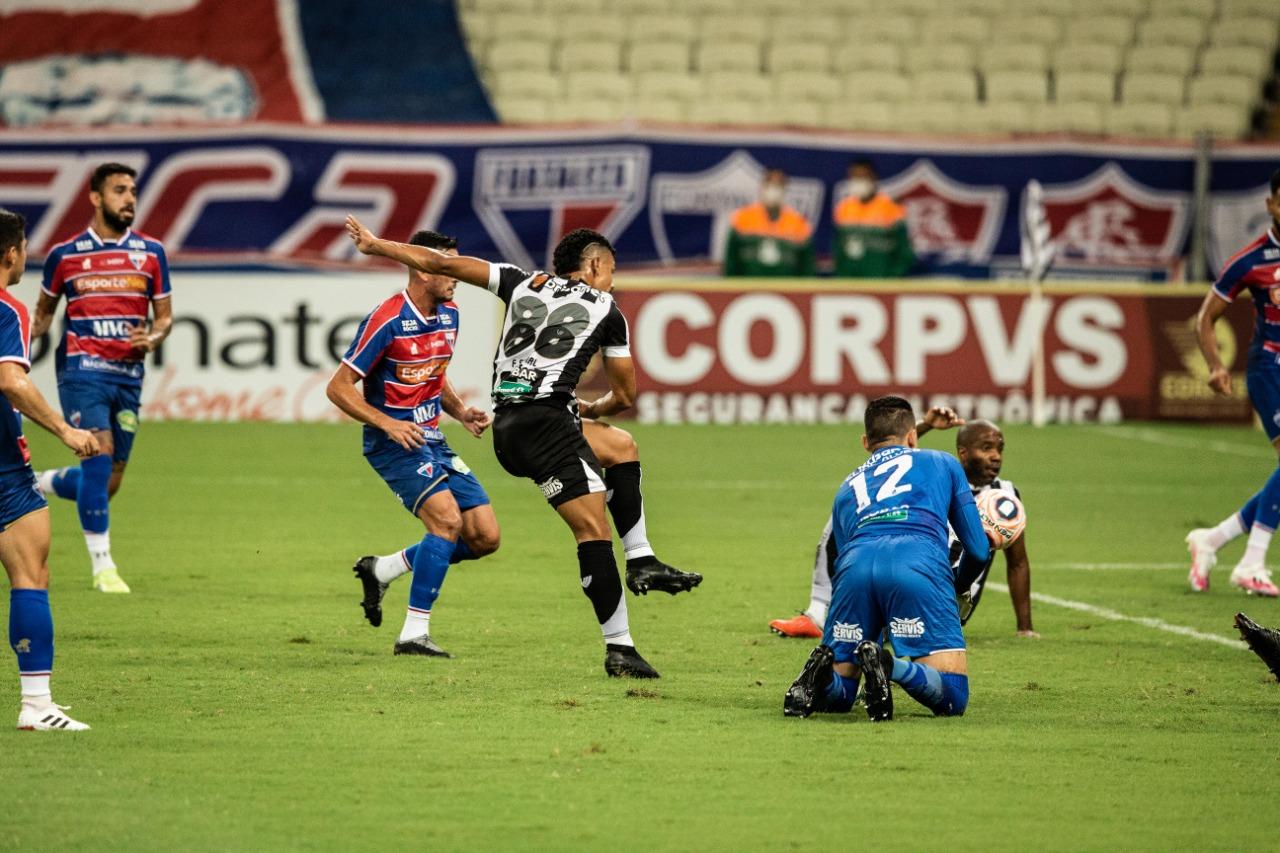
[
  {"x1": 1187, "y1": 74, "x2": 1259, "y2": 109},
  {"x1": 951, "y1": 0, "x2": 1008, "y2": 15},
  {"x1": 1052, "y1": 44, "x2": 1124, "y2": 75},
  {"x1": 824, "y1": 100, "x2": 897, "y2": 132},
  {"x1": 685, "y1": 0, "x2": 737, "y2": 11},
  {"x1": 1064, "y1": 17, "x2": 1136, "y2": 48},
  {"x1": 844, "y1": 71, "x2": 911, "y2": 103},
  {"x1": 911, "y1": 70, "x2": 979, "y2": 103},
  {"x1": 771, "y1": 14, "x2": 845, "y2": 45},
  {"x1": 696, "y1": 41, "x2": 762, "y2": 73},
  {"x1": 1120, "y1": 72, "x2": 1186, "y2": 106},
  {"x1": 920, "y1": 16, "x2": 990, "y2": 45},
  {"x1": 1018, "y1": 0, "x2": 1075, "y2": 14},
  {"x1": 565, "y1": 70, "x2": 635, "y2": 101},
  {"x1": 543, "y1": 0, "x2": 607, "y2": 12},
  {"x1": 809, "y1": 0, "x2": 875, "y2": 11},
  {"x1": 1210, "y1": 21, "x2": 1280, "y2": 55},
  {"x1": 624, "y1": 0, "x2": 673, "y2": 12},
  {"x1": 904, "y1": 44, "x2": 975, "y2": 74},
  {"x1": 1034, "y1": 101, "x2": 1105, "y2": 134},
  {"x1": 979, "y1": 45, "x2": 1049, "y2": 74},
  {"x1": 988, "y1": 16, "x2": 1061, "y2": 47},
  {"x1": 774, "y1": 71, "x2": 841, "y2": 102},
  {"x1": 704, "y1": 70, "x2": 773, "y2": 101},
  {"x1": 493, "y1": 15, "x2": 556, "y2": 42},
  {"x1": 766, "y1": 42, "x2": 832, "y2": 73},
  {"x1": 1135, "y1": 17, "x2": 1206, "y2": 48},
  {"x1": 697, "y1": 15, "x2": 768, "y2": 43},
  {"x1": 459, "y1": 13, "x2": 493, "y2": 45},
  {"x1": 485, "y1": 42, "x2": 554, "y2": 74},
  {"x1": 697, "y1": 98, "x2": 760, "y2": 124},
  {"x1": 496, "y1": 99, "x2": 551, "y2": 123},
  {"x1": 854, "y1": 16, "x2": 917, "y2": 44},
  {"x1": 1198, "y1": 46, "x2": 1272, "y2": 80},
  {"x1": 769, "y1": 99, "x2": 824, "y2": 126},
  {"x1": 887, "y1": 0, "x2": 940, "y2": 16},
  {"x1": 628, "y1": 98, "x2": 688, "y2": 122},
  {"x1": 1159, "y1": 0, "x2": 1216, "y2": 17},
  {"x1": 1174, "y1": 103, "x2": 1250, "y2": 139},
  {"x1": 963, "y1": 102, "x2": 1034, "y2": 133},
  {"x1": 473, "y1": 0, "x2": 539, "y2": 13},
  {"x1": 985, "y1": 70, "x2": 1049, "y2": 103},
  {"x1": 628, "y1": 14, "x2": 697, "y2": 43},
  {"x1": 559, "y1": 17, "x2": 625, "y2": 42},
  {"x1": 1220, "y1": 0, "x2": 1280, "y2": 19},
  {"x1": 1104, "y1": 102, "x2": 1174, "y2": 137},
  {"x1": 635, "y1": 71, "x2": 704, "y2": 101},
  {"x1": 832, "y1": 43, "x2": 902, "y2": 74},
  {"x1": 1077, "y1": 0, "x2": 1148, "y2": 14},
  {"x1": 495, "y1": 70, "x2": 563, "y2": 101},
  {"x1": 897, "y1": 99, "x2": 963, "y2": 134},
  {"x1": 1125, "y1": 45, "x2": 1196, "y2": 77},
  {"x1": 548, "y1": 99, "x2": 629, "y2": 123},
  {"x1": 1054, "y1": 71, "x2": 1117, "y2": 104},
  {"x1": 563, "y1": 42, "x2": 623, "y2": 72},
  {"x1": 629, "y1": 41, "x2": 692, "y2": 74}
]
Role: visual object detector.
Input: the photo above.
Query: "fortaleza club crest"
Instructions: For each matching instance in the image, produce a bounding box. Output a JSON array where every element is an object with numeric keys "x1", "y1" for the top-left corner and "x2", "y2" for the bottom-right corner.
[{"x1": 472, "y1": 145, "x2": 650, "y2": 271}]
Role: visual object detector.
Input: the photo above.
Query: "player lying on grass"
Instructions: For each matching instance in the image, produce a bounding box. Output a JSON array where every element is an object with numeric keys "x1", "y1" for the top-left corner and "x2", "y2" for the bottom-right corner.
[
  {"x1": 0, "y1": 209, "x2": 101, "y2": 730},
  {"x1": 784, "y1": 395, "x2": 990, "y2": 721},
  {"x1": 327, "y1": 230, "x2": 499, "y2": 658},
  {"x1": 770, "y1": 410, "x2": 1035, "y2": 639},
  {"x1": 1186, "y1": 168, "x2": 1280, "y2": 598},
  {"x1": 346, "y1": 215, "x2": 685, "y2": 678}
]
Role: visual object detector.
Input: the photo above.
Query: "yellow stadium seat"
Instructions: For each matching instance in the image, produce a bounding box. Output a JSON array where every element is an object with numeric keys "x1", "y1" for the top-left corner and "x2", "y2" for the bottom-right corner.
[
  {"x1": 627, "y1": 14, "x2": 697, "y2": 43},
  {"x1": 769, "y1": 99, "x2": 825, "y2": 127},
  {"x1": 988, "y1": 16, "x2": 1061, "y2": 47},
  {"x1": 852, "y1": 16, "x2": 917, "y2": 44},
  {"x1": 697, "y1": 99, "x2": 762, "y2": 125},
  {"x1": 1034, "y1": 102, "x2": 1106, "y2": 134},
  {"x1": 904, "y1": 44, "x2": 975, "y2": 74},
  {"x1": 495, "y1": 70, "x2": 563, "y2": 101},
  {"x1": 627, "y1": 98, "x2": 688, "y2": 122},
  {"x1": 704, "y1": 70, "x2": 773, "y2": 100},
  {"x1": 920, "y1": 16, "x2": 990, "y2": 45},
  {"x1": 1174, "y1": 104, "x2": 1250, "y2": 139},
  {"x1": 1209, "y1": 20, "x2": 1279, "y2": 53},
  {"x1": 1054, "y1": 71, "x2": 1117, "y2": 104},
  {"x1": 634, "y1": 71, "x2": 705, "y2": 101},
  {"x1": 1064, "y1": 17, "x2": 1136, "y2": 47},
  {"x1": 843, "y1": 71, "x2": 911, "y2": 103},
  {"x1": 774, "y1": 71, "x2": 841, "y2": 102},
  {"x1": 1052, "y1": 44, "x2": 1124, "y2": 75},
  {"x1": 985, "y1": 70, "x2": 1050, "y2": 103},
  {"x1": 624, "y1": 0, "x2": 673, "y2": 12},
  {"x1": 629, "y1": 41, "x2": 692, "y2": 74},
  {"x1": 493, "y1": 15, "x2": 556, "y2": 42},
  {"x1": 696, "y1": 41, "x2": 762, "y2": 73},
  {"x1": 1220, "y1": 0, "x2": 1280, "y2": 19},
  {"x1": 496, "y1": 99, "x2": 551, "y2": 123},
  {"x1": 474, "y1": 0, "x2": 539, "y2": 13},
  {"x1": 1159, "y1": 0, "x2": 1216, "y2": 18},
  {"x1": 824, "y1": 100, "x2": 898, "y2": 132},
  {"x1": 979, "y1": 45, "x2": 1049, "y2": 74},
  {"x1": 1198, "y1": 46, "x2": 1271, "y2": 80},
  {"x1": 770, "y1": 14, "x2": 845, "y2": 45},
  {"x1": 1120, "y1": 72, "x2": 1186, "y2": 106},
  {"x1": 766, "y1": 42, "x2": 832, "y2": 73},
  {"x1": 1018, "y1": 0, "x2": 1075, "y2": 14},
  {"x1": 697, "y1": 14, "x2": 768, "y2": 43},
  {"x1": 1104, "y1": 102, "x2": 1174, "y2": 137},
  {"x1": 564, "y1": 70, "x2": 635, "y2": 101},
  {"x1": 1125, "y1": 45, "x2": 1196, "y2": 76},
  {"x1": 485, "y1": 41, "x2": 555, "y2": 74},
  {"x1": 1186, "y1": 74, "x2": 1259, "y2": 109},
  {"x1": 559, "y1": 16, "x2": 625, "y2": 42},
  {"x1": 962, "y1": 102, "x2": 1033, "y2": 133},
  {"x1": 1135, "y1": 17, "x2": 1206, "y2": 48},
  {"x1": 897, "y1": 99, "x2": 963, "y2": 134},
  {"x1": 562, "y1": 42, "x2": 624, "y2": 72},
  {"x1": 832, "y1": 43, "x2": 901, "y2": 74},
  {"x1": 911, "y1": 70, "x2": 979, "y2": 103}
]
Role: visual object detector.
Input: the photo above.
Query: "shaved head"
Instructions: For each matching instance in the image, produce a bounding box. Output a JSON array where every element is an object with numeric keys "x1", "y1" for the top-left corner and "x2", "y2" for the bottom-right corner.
[{"x1": 956, "y1": 419, "x2": 1001, "y2": 450}]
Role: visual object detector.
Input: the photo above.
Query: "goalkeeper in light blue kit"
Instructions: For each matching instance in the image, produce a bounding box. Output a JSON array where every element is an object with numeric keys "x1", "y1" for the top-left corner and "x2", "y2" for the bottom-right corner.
[{"x1": 784, "y1": 395, "x2": 990, "y2": 722}]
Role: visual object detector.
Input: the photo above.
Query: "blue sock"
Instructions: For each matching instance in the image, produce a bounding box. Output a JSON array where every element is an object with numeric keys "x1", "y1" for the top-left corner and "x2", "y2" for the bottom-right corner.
[
  {"x1": 402, "y1": 543, "x2": 418, "y2": 568},
  {"x1": 890, "y1": 658, "x2": 968, "y2": 716},
  {"x1": 823, "y1": 672, "x2": 859, "y2": 713},
  {"x1": 51, "y1": 467, "x2": 80, "y2": 502},
  {"x1": 450, "y1": 540, "x2": 476, "y2": 564},
  {"x1": 9, "y1": 589, "x2": 54, "y2": 679},
  {"x1": 1254, "y1": 468, "x2": 1280, "y2": 531},
  {"x1": 76, "y1": 455, "x2": 111, "y2": 534},
  {"x1": 407, "y1": 534, "x2": 455, "y2": 613},
  {"x1": 1239, "y1": 491, "x2": 1260, "y2": 528}
]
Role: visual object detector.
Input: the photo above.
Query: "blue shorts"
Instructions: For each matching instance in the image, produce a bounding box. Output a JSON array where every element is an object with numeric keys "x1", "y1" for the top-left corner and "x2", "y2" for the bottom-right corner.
[
  {"x1": 365, "y1": 441, "x2": 489, "y2": 517},
  {"x1": 1246, "y1": 367, "x2": 1280, "y2": 442},
  {"x1": 57, "y1": 379, "x2": 141, "y2": 464},
  {"x1": 823, "y1": 533, "x2": 965, "y2": 664},
  {"x1": 0, "y1": 468, "x2": 47, "y2": 531}
]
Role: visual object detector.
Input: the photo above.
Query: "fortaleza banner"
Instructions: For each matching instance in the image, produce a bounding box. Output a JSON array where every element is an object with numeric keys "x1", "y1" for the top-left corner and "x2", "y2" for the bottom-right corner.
[
  {"x1": 593, "y1": 282, "x2": 1255, "y2": 426},
  {"x1": 0, "y1": 125, "x2": 1276, "y2": 278}
]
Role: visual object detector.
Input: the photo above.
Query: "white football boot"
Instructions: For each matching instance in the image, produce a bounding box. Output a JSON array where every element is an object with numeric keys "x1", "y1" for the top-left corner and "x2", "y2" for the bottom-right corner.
[
  {"x1": 1185, "y1": 528, "x2": 1217, "y2": 592},
  {"x1": 1229, "y1": 563, "x2": 1280, "y2": 598},
  {"x1": 17, "y1": 702, "x2": 90, "y2": 731}
]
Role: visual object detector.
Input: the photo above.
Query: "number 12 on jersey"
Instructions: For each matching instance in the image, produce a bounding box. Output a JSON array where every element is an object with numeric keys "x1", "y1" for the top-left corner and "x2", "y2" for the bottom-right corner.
[{"x1": 851, "y1": 455, "x2": 914, "y2": 511}]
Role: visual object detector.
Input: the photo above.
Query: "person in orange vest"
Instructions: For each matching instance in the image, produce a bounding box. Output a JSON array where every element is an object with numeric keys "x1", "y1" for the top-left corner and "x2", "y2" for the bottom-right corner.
[
  {"x1": 723, "y1": 169, "x2": 815, "y2": 277},
  {"x1": 833, "y1": 159, "x2": 914, "y2": 278}
]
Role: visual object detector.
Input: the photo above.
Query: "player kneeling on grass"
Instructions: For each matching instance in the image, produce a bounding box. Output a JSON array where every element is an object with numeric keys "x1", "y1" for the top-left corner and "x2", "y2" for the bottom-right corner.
[
  {"x1": 0, "y1": 209, "x2": 100, "y2": 730},
  {"x1": 783, "y1": 395, "x2": 990, "y2": 722},
  {"x1": 327, "y1": 230, "x2": 498, "y2": 658}
]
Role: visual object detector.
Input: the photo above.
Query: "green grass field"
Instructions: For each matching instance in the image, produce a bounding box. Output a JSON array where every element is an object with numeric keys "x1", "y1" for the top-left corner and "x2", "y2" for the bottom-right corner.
[{"x1": 3, "y1": 420, "x2": 1279, "y2": 851}]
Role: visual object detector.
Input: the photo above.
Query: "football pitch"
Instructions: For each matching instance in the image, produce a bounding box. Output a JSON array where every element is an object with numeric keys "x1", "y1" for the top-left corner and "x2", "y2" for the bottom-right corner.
[{"x1": 4, "y1": 419, "x2": 1279, "y2": 852}]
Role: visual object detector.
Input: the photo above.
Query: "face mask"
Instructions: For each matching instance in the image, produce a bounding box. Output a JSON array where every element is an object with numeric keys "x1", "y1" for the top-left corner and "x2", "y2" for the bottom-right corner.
[
  {"x1": 848, "y1": 178, "x2": 876, "y2": 201},
  {"x1": 761, "y1": 184, "x2": 785, "y2": 207}
]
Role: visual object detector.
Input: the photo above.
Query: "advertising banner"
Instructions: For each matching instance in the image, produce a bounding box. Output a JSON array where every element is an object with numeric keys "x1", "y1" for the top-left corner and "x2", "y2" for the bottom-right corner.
[{"x1": 1, "y1": 125, "x2": 1274, "y2": 279}]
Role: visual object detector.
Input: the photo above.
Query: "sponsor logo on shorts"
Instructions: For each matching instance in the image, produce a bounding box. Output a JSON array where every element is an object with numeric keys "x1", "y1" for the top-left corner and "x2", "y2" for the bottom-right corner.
[
  {"x1": 13, "y1": 638, "x2": 30, "y2": 654},
  {"x1": 580, "y1": 575, "x2": 591, "y2": 588},
  {"x1": 448, "y1": 455, "x2": 472, "y2": 475},
  {"x1": 831, "y1": 622, "x2": 863, "y2": 643},
  {"x1": 68, "y1": 411, "x2": 81, "y2": 427},
  {"x1": 117, "y1": 410, "x2": 139, "y2": 433},
  {"x1": 539, "y1": 477, "x2": 564, "y2": 499},
  {"x1": 416, "y1": 462, "x2": 435, "y2": 479},
  {"x1": 889, "y1": 617, "x2": 926, "y2": 638}
]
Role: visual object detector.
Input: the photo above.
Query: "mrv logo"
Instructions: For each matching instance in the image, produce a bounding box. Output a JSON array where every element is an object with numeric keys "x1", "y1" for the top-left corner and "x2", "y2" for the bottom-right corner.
[
  {"x1": 473, "y1": 145, "x2": 649, "y2": 271},
  {"x1": 91, "y1": 319, "x2": 137, "y2": 337}
]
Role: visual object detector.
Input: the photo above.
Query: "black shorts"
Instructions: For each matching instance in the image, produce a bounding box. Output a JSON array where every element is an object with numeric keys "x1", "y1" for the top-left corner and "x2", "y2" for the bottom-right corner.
[{"x1": 492, "y1": 401, "x2": 606, "y2": 507}]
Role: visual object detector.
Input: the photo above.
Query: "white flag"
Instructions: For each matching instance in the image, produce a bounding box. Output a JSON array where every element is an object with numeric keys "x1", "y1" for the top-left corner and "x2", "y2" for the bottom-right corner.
[{"x1": 1020, "y1": 179, "x2": 1055, "y2": 282}]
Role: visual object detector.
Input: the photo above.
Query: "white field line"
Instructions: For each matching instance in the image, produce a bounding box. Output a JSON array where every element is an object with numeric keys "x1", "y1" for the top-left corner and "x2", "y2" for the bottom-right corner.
[
  {"x1": 1039, "y1": 562, "x2": 1184, "y2": 570},
  {"x1": 1096, "y1": 426, "x2": 1272, "y2": 460},
  {"x1": 987, "y1": 582, "x2": 1245, "y2": 649}
]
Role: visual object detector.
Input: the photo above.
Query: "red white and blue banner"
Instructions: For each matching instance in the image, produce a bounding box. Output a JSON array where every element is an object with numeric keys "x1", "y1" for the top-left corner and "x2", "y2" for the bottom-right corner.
[{"x1": 0, "y1": 125, "x2": 1276, "y2": 278}]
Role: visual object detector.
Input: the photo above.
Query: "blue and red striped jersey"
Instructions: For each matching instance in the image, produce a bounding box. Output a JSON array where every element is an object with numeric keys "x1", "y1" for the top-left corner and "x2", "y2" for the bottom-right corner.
[
  {"x1": 41, "y1": 227, "x2": 172, "y2": 387},
  {"x1": 342, "y1": 291, "x2": 458, "y2": 455},
  {"x1": 0, "y1": 288, "x2": 34, "y2": 475},
  {"x1": 1213, "y1": 227, "x2": 1280, "y2": 366}
]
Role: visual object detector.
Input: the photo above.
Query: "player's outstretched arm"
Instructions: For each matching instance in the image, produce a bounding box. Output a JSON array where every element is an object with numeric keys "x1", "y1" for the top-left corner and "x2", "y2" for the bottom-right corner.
[
  {"x1": 325, "y1": 363, "x2": 426, "y2": 451},
  {"x1": 345, "y1": 215, "x2": 491, "y2": 289},
  {"x1": 0, "y1": 362, "x2": 97, "y2": 458},
  {"x1": 30, "y1": 292, "x2": 59, "y2": 339},
  {"x1": 579, "y1": 356, "x2": 636, "y2": 420},
  {"x1": 442, "y1": 378, "x2": 490, "y2": 438},
  {"x1": 1003, "y1": 534, "x2": 1037, "y2": 637},
  {"x1": 1196, "y1": 291, "x2": 1233, "y2": 396}
]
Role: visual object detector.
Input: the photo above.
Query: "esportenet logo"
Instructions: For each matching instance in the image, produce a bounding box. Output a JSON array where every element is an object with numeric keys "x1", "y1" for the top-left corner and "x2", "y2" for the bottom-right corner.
[
  {"x1": 831, "y1": 622, "x2": 863, "y2": 643},
  {"x1": 889, "y1": 617, "x2": 926, "y2": 638}
]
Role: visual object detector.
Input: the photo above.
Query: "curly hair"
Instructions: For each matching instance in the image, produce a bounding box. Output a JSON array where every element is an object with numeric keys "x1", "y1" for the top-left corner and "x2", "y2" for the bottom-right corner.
[
  {"x1": 408, "y1": 230, "x2": 458, "y2": 251},
  {"x1": 552, "y1": 228, "x2": 614, "y2": 276}
]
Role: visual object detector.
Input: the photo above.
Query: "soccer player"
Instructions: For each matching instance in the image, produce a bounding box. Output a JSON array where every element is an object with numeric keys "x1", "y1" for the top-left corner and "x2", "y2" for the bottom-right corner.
[
  {"x1": 783, "y1": 395, "x2": 990, "y2": 721},
  {"x1": 345, "y1": 215, "x2": 661, "y2": 678},
  {"x1": 31, "y1": 163, "x2": 173, "y2": 594},
  {"x1": 769, "y1": 412, "x2": 1036, "y2": 638},
  {"x1": 0, "y1": 208, "x2": 101, "y2": 730},
  {"x1": 1185, "y1": 169, "x2": 1280, "y2": 597},
  {"x1": 328, "y1": 231, "x2": 498, "y2": 657}
]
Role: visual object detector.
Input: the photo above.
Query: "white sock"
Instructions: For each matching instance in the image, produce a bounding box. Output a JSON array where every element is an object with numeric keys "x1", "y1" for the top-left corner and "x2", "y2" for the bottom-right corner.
[
  {"x1": 601, "y1": 596, "x2": 634, "y2": 647},
  {"x1": 1241, "y1": 524, "x2": 1273, "y2": 568},
  {"x1": 621, "y1": 510, "x2": 655, "y2": 562},
  {"x1": 1205, "y1": 514, "x2": 1246, "y2": 550},
  {"x1": 35, "y1": 470, "x2": 57, "y2": 497},
  {"x1": 806, "y1": 600, "x2": 829, "y2": 628},
  {"x1": 374, "y1": 551, "x2": 412, "y2": 584},
  {"x1": 398, "y1": 606, "x2": 431, "y2": 642},
  {"x1": 84, "y1": 532, "x2": 116, "y2": 575},
  {"x1": 19, "y1": 674, "x2": 50, "y2": 699}
]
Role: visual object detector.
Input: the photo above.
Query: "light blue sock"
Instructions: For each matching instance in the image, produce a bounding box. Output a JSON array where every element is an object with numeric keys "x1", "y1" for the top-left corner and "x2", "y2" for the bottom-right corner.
[
  {"x1": 822, "y1": 672, "x2": 859, "y2": 714},
  {"x1": 76, "y1": 455, "x2": 111, "y2": 534},
  {"x1": 51, "y1": 467, "x2": 80, "y2": 502}
]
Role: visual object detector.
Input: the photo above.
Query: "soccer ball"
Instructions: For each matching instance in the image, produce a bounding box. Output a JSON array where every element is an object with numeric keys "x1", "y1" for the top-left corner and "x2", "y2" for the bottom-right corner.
[{"x1": 976, "y1": 489, "x2": 1026, "y2": 550}]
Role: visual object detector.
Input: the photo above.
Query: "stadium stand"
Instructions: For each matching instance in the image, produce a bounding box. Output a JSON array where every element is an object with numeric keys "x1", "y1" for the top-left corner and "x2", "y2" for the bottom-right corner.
[{"x1": 461, "y1": 0, "x2": 1280, "y2": 139}]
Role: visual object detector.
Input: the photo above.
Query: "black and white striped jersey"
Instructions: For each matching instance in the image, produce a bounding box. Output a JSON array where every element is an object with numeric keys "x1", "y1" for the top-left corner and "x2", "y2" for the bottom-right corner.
[{"x1": 486, "y1": 263, "x2": 630, "y2": 407}]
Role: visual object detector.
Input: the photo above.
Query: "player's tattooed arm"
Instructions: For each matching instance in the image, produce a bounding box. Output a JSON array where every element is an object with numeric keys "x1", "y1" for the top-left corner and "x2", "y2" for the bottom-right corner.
[
  {"x1": 1004, "y1": 533, "x2": 1037, "y2": 638},
  {"x1": 30, "y1": 292, "x2": 58, "y2": 339},
  {"x1": 0, "y1": 362, "x2": 98, "y2": 458},
  {"x1": 344, "y1": 215, "x2": 491, "y2": 289},
  {"x1": 130, "y1": 295, "x2": 172, "y2": 353},
  {"x1": 915, "y1": 405, "x2": 964, "y2": 438},
  {"x1": 442, "y1": 378, "x2": 491, "y2": 438},
  {"x1": 580, "y1": 356, "x2": 636, "y2": 419},
  {"x1": 1196, "y1": 291, "x2": 1233, "y2": 396},
  {"x1": 325, "y1": 362, "x2": 427, "y2": 450}
]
